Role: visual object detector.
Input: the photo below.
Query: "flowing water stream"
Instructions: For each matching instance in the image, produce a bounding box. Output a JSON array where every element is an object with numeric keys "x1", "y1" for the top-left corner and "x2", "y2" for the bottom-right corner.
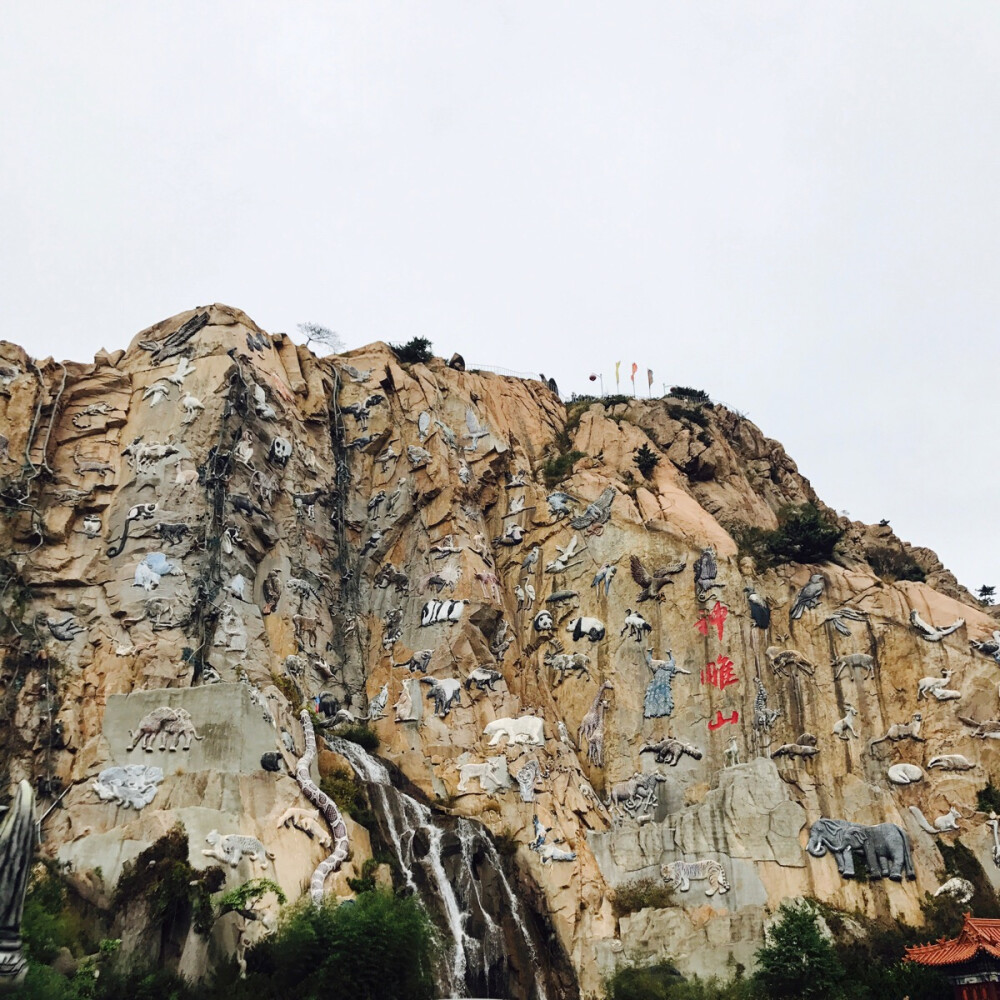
[{"x1": 326, "y1": 736, "x2": 555, "y2": 1000}]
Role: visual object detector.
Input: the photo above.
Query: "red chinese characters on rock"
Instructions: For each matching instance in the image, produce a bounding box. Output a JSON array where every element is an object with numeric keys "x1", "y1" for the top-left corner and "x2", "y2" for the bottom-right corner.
[
  {"x1": 701, "y1": 655, "x2": 739, "y2": 691},
  {"x1": 708, "y1": 710, "x2": 739, "y2": 731},
  {"x1": 695, "y1": 602, "x2": 728, "y2": 641}
]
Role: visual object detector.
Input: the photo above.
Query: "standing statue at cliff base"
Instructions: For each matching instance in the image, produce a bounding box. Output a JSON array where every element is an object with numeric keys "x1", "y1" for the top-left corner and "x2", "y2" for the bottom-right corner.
[{"x1": 0, "y1": 781, "x2": 38, "y2": 989}]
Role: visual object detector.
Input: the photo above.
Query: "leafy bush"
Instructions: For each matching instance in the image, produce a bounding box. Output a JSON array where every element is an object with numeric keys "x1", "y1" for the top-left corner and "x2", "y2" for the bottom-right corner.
[
  {"x1": 612, "y1": 878, "x2": 676, "y2": 917},
  {"x1": 542, "y1": 450, "x2": 585, "y2": 487},
  {"x1": 347, "y1": 858, "x2": 381, "y2": 895},
  {"x1": 606, "y1": 961, "x2": 683, "y2": 1000},
  {"x1": 753, "y1": 902, "x2": 844, "y2": 1000},
  {"x1": 113, "y1": 825, "x2": 225, "y2": 936},
  {"x1": 669, "y1": 386, "x2": 711, "y2": 403},
  {"x1": 634, "y1": 443, "x2": 661, "y2": 480},
  {"x1": 320, "y1": 768, "x2": 372, "y2": 824},
  {"x1": 665, "y1": 402, "x2": 710, "y2": 428},
  {"x1": 243, "y1": 891, "x2": 436, "y2": 1000},
  {"x1": 866, "y1": 546, "x2": 926, "y2": 583},
  {"x1": 732, "y1": 503, "x2": 843, "y2": 570},
  {"x1": 335, "y1": 723, "x2": 380, "y2": 752},
  {"x1": 21, "y1": 861, "x2": 86, "y2": 963},
  {"x1": 389, "y1": 337, "x2": 433, "y2": 364},
  {"x1": 978, "y1": 780, "x2": 1000, "y2": 814}
]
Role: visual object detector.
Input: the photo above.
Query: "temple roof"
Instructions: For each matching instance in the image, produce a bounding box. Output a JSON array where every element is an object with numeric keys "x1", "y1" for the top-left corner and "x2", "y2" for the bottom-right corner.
[{"x1": 907, "y1": 915, "x2": 1000, "y2": 967}]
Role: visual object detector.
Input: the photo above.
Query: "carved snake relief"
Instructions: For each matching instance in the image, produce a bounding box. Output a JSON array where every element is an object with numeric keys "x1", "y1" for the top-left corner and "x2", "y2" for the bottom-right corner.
[{"x1": 295, "y1": 711, "x2": 350, "y2": 905}]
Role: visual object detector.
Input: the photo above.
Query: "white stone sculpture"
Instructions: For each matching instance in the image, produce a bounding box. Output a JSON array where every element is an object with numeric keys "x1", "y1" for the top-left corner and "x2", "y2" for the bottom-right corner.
[
  {"x1": 529, "y1": 817, "x2": 576, "y2": 865},
  {"x1": 127, "y1": 706, "x2": 203, "y2": 752},
  {"x1": 457, "y1": 756, "x2": 511, "y2": 794},
  {"x1": 566, "y1": 616, "x2": 606, "y2": 642},
  {"x1": 832, "y1": 706, "x2": 860, "y2": 740},
  {"x1": 420, "y1": 598, "x2": 467, "y2": 627},
  {"x1": 887, "y1": 763, "x2": 924, "y2": 785},
  {"x1": 869, "y1": 714, "x2": 924, "y2": 756},
  {"x1": 545, "y1": 535, "x2": 581, "y2": 574},
  {"x1": 367, "y1": 683, "x2": 388, "y2": 721},
  {"x1": 606, "y1": 772, "x2": 666, "y2": 823},
  {"x1": 91, "y1": 765, "x2": 164, "y2": 809},
  {"x1": 724, "y1": 738, "x2": 741, "y2": 767},
  {"x1": 202, "y1": 830, "x2": 275, "y2": 869},
  {"x1": 214, "y1": 602, "x2": 247, "y2": 652},
  {"x1": 934, "y1": 877, "x2": 975, "y2": 905},
  {"x1": 483, "y1": 715, "x2": 545, "y2": 747},
  {"x1": 180, "y1": 392, "x2": 204, "y2": 422},
  {"x1": 515, "y1": 760, "x2": 542, "y2": 802},
  {"x1": 833, "y1": 653, "x2": 875, "y2": 680},
  {"x1": 909, "y1": 805, "x2": 962, "y2": 834},
  {"x1": 910, "y1": 610, "x2": 965, "y2": 642},
  {"x1": 660, "y1": 859, "x2": 730, "y2": 896},
  {"x1": 917, "y1": 669, "x2": 955, "y2": 700},
  {"x1": 927, "y1": 755, "x2": 975, "y2": 771},
  {"x1": 277, "y1": 806, "x2": 331, "y2": 848},
  {"x1": 620, "y1": 609, "x2": 652, "y2": 643}
]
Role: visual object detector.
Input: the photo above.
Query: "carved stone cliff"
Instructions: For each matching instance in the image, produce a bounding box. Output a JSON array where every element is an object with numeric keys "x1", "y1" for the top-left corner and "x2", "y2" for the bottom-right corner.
[{"x1": 1, "y1": 304, "x2": 999, "y2": 996}]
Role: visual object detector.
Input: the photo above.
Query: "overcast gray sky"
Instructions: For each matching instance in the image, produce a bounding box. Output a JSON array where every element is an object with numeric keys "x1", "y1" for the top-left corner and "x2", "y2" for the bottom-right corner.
[{"x1": 3, "y1": 2, "x2": 998, "y2": 594}]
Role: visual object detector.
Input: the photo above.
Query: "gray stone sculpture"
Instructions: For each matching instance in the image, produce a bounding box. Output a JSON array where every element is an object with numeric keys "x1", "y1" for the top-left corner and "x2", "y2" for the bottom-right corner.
[
  {"x1": 693, "y1": 547, "x2": 720, "y2": 603},
  {"x1": 544, "y1": 642, "x2": 590, "y2": 685},
  {"x1": 832, "y1": 653, "x2": 875, "y2": 680},
  {"x1": 660, "y1": 859, "x2": 730, "y2": 896},
  {"x1": 744, "y1": 585, "x2": 771, "y2": 629},
  {"x1": 421, "y1": 677, "x2": 462, "y2": 718},
  {"x1": 393, "y1": 649, "x2": 433, "y2": 674},
  {"x1": 367, "y1": 683, "x2": 388, "y2": 721},
  {"x1": 0, "y1": 781, "x2": 37, "y2": 989},
  {"x1": 806, "y1": 818, "x2": 915, "y2": 881},
  {"x1": 591, "y1": 563, "x2": 617, "y2": 596},
  {"x1": 91, "y1": 765, "x2": 164, "y2": 809},
  {"x1": 958, "y1": 716, "x2": 1000, "y2": 739},
  {"x1": 970, "y1": 630, "x2": 1000, "y2": 664},
  {"x1": 420, "y1": 598, "x2": 467, "y2": 626},
  {"x1": 127, "y1": 706, "x2": 203, "y2": 752},
  {"x1": 203, "y1": 830, "x2": 275, "y2": 869},
  {"x1": 765, "y1": 646, "x2": 815, "y2": 677},
  {"x1": 640, "y1": 737, "x2": 703, "y2": 766},
  {"x1": 909, "y1": 806, "x2": 962, "y2": 834},
  {"x1": 566, "y1": 616, "x2": 606, "y2": 642},
  {"x1": 464, "y1": 409, "x2": 490, "y2": 451},
  {"x1": 771, "y1": 738, "x2": 820, "y2": 760},
  {"x1": 606, "y1": 772, "x2": 666, "y2": 823},
  {"x1": 465, "y1": 668, "x2": 503, "y2": 692},
  {"x1": 630, "y1": 555, "x2": 685, "y2": 602},
  {"x1": 407, "y1": 444, "x2": 431, "y2": 468},
  {"x1": 790, "y1": 574, "x2": 825, "y2": 620},
  {"x1": 869, "y1": 713, "x2": 924, "y2": 756},
  {"x1": 910, "y1": 609, "x2": 964, "y2": 642},
  {"x1": 578, "y1": 682, "x2": 613, "y2": 766},
  {"x1": 569, "y1": 486, "x2": 615, "y2": 531},
  {"x1": 821, "y1": 605, "x2": 869, "y2": 636}
]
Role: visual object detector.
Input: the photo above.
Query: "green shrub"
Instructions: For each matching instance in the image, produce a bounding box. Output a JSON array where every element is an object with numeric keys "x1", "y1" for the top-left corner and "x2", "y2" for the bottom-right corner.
[
  {"x1": 113, "y1": 825, "x2": 225, "y2": 936},
  {"x1": 542, "y1": 450, "x2": 585, "y2": 487},
  {"x1": 243, "y1": 891, "x2": 436, "y2": 1000},
  {"x1": 978, "y1": 780, "x2": 1000, "y2": 814},
  {"x1": 634, "y1": 443, "x2": 661, "y2": 480},
  {"x1": 606, "y1": 961, "x2": 683, "y2": 1000},
  {"x1": 866, "y1": 546, "x2": 926, "y2": 583},
  {"x1": 732, "y1": 503, "x2": 843, "y2": 570},
  {"x1": 665, "y1": 402, "x2": 710, "y2": 428},
  {"x1": 347, "y1": 858, "x2": 381, "y2": 895},
  {"x1": 668, "y1": 386, "x2": 711, "y2": 403},
  {"x1": 320, "y1": 768, "x2": 372, "y2": 824},
  {"x1": 389, "y1": 337, "x2": 433, "y2": 364},
  {"x1": 335, "y1": 723, "x2": 380, "y2": 752},
  {"x1": 612, "y1": 878, "x2": 676, "y2": 918},
  {"x1": 753, "y1": 902, "x2": 844, "y2": 1000}
]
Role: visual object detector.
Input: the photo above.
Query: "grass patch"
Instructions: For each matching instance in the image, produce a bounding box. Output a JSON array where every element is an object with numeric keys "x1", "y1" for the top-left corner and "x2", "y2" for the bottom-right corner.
[
  {"x1": 334, "y1": 723, "x2": 379, "y2": 752},
  {"x1": 541, "y1": 450, "x2": 585, "y2": 487},
  {"x1": 866, "y1": 546, "x2": 926, "y2": 583},
  {"x1": 611, "y1": 878, "x2": 676, "y2": 917}
]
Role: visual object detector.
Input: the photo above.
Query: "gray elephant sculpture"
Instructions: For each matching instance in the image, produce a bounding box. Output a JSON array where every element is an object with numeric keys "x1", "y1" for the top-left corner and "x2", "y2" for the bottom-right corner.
[{"x1": 806, "y1": 817, "x2": 915, "y2": 882}]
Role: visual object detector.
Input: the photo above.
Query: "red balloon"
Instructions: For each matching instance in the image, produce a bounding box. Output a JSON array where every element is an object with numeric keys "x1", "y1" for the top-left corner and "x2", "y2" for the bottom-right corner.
[{"x1": 589, "y1": 374, "x2": 597, "y2": 381}]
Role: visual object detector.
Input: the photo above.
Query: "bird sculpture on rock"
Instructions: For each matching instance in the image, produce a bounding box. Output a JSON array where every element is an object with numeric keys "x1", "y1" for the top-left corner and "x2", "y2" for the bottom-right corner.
[
  {"x1": 142, "y1": 381, "x2": 172, "y2": 406},
  {"x1": 39, "y1": 614, "x2": 87, "y2": 641},
  {"x1": 631, "y1": 555, "x2": 685, "y2": 602},
  {"x1": 592, "y1": 563, "x2": 617, "y2": 596},
  {"x1": 569, "y1": 487, "x2": 616, "y2": 531},
  {"x1": 910, "y1": 610, "x2": 965, "y2": 642},
  {"x1": 522, "y1": 546, "x2": 540, "y2": 573},
  {"x1": 744, "y1": 585, "x2": 771, "y2": 629},
  {"x1": 971, "y1": 630, "x2": 1000, "y2": 664},
  {"x1": 790, "y1": 574, "x2": 825, "y2": 621},
  {"x1": 464, "y1": 409, "x2": 491, "y2": 451},
  {"x1": 547, "y1": 491, "x2": 576, "y2": 521}
]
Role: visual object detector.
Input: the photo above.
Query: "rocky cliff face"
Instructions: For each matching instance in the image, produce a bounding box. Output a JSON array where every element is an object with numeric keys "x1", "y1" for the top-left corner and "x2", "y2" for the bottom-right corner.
[{"x1": 2, "y1": 304, "x2": 999, "y2": 997}]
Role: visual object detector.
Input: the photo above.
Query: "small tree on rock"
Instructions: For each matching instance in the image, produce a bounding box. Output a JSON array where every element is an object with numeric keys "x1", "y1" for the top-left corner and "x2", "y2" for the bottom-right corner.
[
  {"x1": 754, "y1": 902, "x2": 845, "y2": 1000},
  {"x1": 634, "y1": 443, "x2": 660, "y2": 480},
  {"x1": 977, "y1": 585, "x2": 996, "y2": 606},
  {"x1": 389, "y1": 336, "x2": 433, "y2": 364},
  {"x1": 298, "y1": 323, "x2": 343, "y2": 356}
]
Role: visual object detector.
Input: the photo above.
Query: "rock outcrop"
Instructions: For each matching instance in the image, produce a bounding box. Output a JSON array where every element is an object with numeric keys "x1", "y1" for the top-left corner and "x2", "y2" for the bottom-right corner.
[{"x1": 2, "y1": 304, "x2": 999, "y2": 996}]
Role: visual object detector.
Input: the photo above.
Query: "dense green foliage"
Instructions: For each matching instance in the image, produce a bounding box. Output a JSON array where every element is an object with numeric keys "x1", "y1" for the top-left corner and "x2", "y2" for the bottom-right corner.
[
  {"x1": 389, "y1": 336, "x2": 433, "y2": 364},
  {"x1": 865, "y1": 545, "x2": 926, "y2": 583},
  {"x1": 733, "y1": 503, "x2": 843, "y2": 569},
  {"x1": 542, "y1": 450, "x2": 585, "y2": 486},
  {"x1": 978, "y1": 780, "x2": 1000, "y2": 814},
  {"x1": 611, "y1": 878, "x2": 676, "y2": 918},
  {"x1": 753, "y1": 903, "x2": 845, "y2": 1000},
  {"x1": 320, "y1": 767, "x2": 371, "y2": 822},
  {"x1": 334, "y1": 722, "x2": 380, "y2": 752},
  {"x1": 113, "y1": 825, "x2": 225, "y2": 936},
  {"x1": 668, "y1": 386, "x2": 711, "y2": 402},
  {"x1": 634, "y1": 443, "x2": 661, "y2": 480},
  {"x1": 240, "y1": 891, "x2": 436, "y2": 1000}
]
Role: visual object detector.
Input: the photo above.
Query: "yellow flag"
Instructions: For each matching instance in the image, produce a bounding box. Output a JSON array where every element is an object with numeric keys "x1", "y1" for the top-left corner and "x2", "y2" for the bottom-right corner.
[{"x1": 615, "y1": 361, "x2": 621, "y2": 389}]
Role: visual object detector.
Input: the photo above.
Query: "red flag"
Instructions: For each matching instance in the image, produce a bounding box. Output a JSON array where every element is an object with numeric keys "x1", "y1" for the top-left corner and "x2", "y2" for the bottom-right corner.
[{"x1": 630, "y1": 363, "x2": 637, "y2": 382}]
